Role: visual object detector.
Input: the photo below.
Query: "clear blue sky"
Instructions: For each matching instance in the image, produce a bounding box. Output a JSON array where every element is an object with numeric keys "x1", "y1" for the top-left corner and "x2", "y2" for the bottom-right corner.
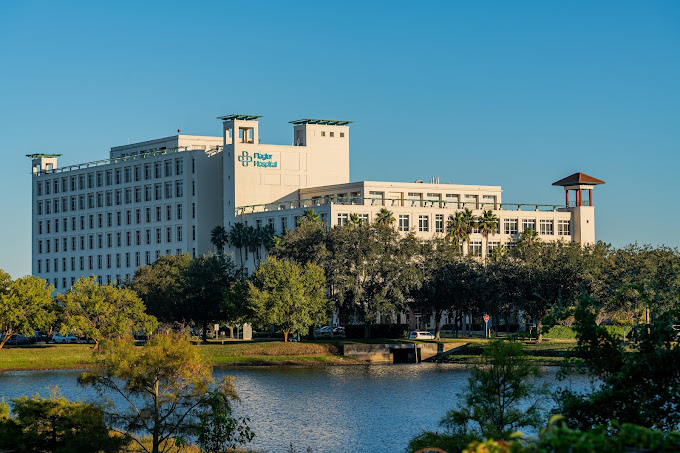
[{"x1": 1, "y1": 1, "x2": 679, "y2": 278}]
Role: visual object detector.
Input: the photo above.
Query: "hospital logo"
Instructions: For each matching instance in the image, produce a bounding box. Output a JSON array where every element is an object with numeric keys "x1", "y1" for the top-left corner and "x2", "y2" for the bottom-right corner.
[
  {"x1": 238, "y1": 150, "x2": 278, "y2": 168},
  {"x1": 238, "y1": 151, "x2": 253, "y2": 167}
]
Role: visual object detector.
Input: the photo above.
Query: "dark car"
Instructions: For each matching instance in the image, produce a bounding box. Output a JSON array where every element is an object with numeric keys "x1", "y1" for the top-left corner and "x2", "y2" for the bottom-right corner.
[
  {"x1": 6, "y1": 334, "x2": 31, "y2": 345},
  {"x1": 34, "y1": 331, "x2": 49, "y2": 343}
]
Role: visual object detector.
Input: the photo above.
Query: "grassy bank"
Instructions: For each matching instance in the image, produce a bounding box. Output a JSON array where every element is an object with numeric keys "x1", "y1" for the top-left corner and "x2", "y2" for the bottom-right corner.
[{"x1": 0, "y1": 337, "x2": 576, "y2": 371}]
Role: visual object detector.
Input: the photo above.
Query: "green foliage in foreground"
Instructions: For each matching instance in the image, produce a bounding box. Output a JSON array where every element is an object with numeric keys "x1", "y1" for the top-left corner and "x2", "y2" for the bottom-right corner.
[
  {"x1": 408, "y1": 340, "x2": 545, "y2": 453},
  {"x1": 0, "y1": 389, "x2": 128, "y2": 453},
  {"x1": 462, "y1": 417, "x2": 680, "y2": 453},
  {"x1": 79, "y1": 333, "x2": 252, "y2": 453},
  {"x1": 556, "y1": 298, "x2": 680, "y2": 431},
  {"x1": 0, "y1": 274, "x2": 56, "y2": 348}
]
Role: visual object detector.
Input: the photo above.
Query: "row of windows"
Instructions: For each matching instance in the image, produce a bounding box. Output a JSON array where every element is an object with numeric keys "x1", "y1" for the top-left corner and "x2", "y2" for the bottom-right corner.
[
  {"x1": 319, "y1": 131, "x2": 345, "y2": 138},
  {"x1": 37, "y1": 204, "x2": 189, "y2": 235},
  {"x1": 35, "y1": 159, "x2": 186, "y2": 196},
  {"x1": 37, "y1": 225, "x2": 185, "y2": 254},
  {"x1": 36, "y1": 181, "x2": 187, "y2": 215},
  {"x1": 41, "y1": 247, "x2": 201, "y2": 290},
  {"x1": 37, "y1": 247, "x2": 186, "y2": 275}
]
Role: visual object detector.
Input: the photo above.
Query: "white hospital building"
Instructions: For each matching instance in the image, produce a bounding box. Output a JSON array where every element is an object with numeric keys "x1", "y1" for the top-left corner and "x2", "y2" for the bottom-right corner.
[{"x1": 29, "y1": 114, "x2": 604, "y2": 292}]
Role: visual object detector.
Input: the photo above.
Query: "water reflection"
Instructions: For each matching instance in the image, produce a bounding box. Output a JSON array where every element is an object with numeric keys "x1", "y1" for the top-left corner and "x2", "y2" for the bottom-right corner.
[{"x1": 0, "y1": 364, "x2": 592, "y2": 453}]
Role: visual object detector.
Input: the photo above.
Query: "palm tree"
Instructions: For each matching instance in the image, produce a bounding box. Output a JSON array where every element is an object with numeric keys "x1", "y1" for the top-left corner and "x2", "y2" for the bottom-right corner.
[
  {"x1": 446, "y1": 208, "x2": 475, "y2": 253},
  {"x1": 349, "y1": 213, "x2": 361, "y2": 226},
  {"x1": 517, "y1": 227, "x2": 540, "y2": 248},
  {"x1": 375, "y1": 208, "x2": 395, "y2": 226},
  {"x1": 477, "y1": 210, "x2": 499, "y2": 259},
  {"x1": 244, "y1": 225, "x2": 262, "y2": 264},
  {"x1": 490, "y1": 244, "x2": 508, "y2": 262},
  {"x1": 259, "y1": 224, "x2": 277, "y2": 254},
  {"x1": 298, "y1": 208, "x2": 321, "y2": 226},
  {"x1": 228, "y1": 223, "x2": 247, "y2": 269},
  {"x1": 209, "y1": 225, "x2": 228, "y2": 255}
]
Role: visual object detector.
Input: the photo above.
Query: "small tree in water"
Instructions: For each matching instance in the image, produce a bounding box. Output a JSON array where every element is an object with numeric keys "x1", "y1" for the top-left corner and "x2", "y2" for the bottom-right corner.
[{"x1": 408, "y1": 340, "x2": 545, "y2": 452}]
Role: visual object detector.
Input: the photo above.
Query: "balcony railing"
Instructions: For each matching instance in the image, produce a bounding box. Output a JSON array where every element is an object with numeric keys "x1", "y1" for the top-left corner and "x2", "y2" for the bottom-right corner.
[
  {"x1": 236, "y1": 196, "x2": 566, "y2": 215},
  {"x1": 32, "y1": 146, "x2": 221, "y2": 176}
]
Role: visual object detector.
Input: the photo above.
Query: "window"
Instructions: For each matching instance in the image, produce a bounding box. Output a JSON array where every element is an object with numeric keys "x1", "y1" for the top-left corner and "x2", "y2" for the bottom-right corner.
[
  {"x1": 144, "y1": 164, "x2": 151, "y2": 180},
  {"x1": 540, "y1": 219, "x2": 554, "y2": 235},
  {"x1": 144, "y1": 186, "x2": 151, "y2": 202},
  {"x1": 504, "y1": 219, "x2": 518, "y2": 235},
  {"x1": 358, "y1": 213, "x2": 369, "y2": 223},
  {"x1": 557, "y1": 220, "x2": 570, "y2": 236},
  {"x1": 281, "y1": 217, "x2": 287, "y2": 232},
  {"x1": 418, "y1": 215, "x2": 429, "y2": 232},
  {"x1": 176, "y1": 181, "x2": 183, "y2": 198},
  {"x1": 126, "y1": 231, "x2": 131, "y2": 246},
  {"x1": 155, "y1": 184, "x2": 163, "y2": 201},
  {"x1": 166, "y1": 227, "x2": 172, "y2": 243},
  {"x1": 177, "y1": 226, "x2": 183, "y2": 242},
  {"x1": 166, "y1": 205, "x2": 172, "y2": 221},
  {"x1": 176, "y1": 158, "x2": 183, "y2": 175},
  {"x1": 125, "y1": 167, "x2": 132, "y2": 183},
  {"x1": 321, "y1": 131, "x2": 326, "y2": 137},
  {"x1": 522, "y1": 219, "x2": 536, "y2": 232},
  {"x1": 398, "y1": 215, "x2": 410, "y2": 232},
  {"x1": 340, "y1": 132, "x2": 345, "y2": 137},
  {"x1": 176, "y1": 204, "x2": 182, "y2": 220},
  {"x1": 155, "y1": 162, "x2": 162, "y2": 179},
  {"x1": 164, "y1": 182, "x2": 172, "y2": 199},
  {"x1": 165, "y1": 160, "x2": 173, "y2": 177},
  {"x1": 469, "y1": 241, "x2": 482, "y2": 257},
  {"x1": 337, "y1": 213, "x2": 348, "y2": 226},
  {"x1": 156, "y1": 228, "x2": 162, "y2": 244},
  {"x1": 488, "y1": 241, "x2": 500, "y2": 256},
  {"x1": 146, "y1": 229, "x2": 151, "y2": 245},
  {"x1": 192, "y1": 225, "x2": 196, "y2": 241},
  {"x1": 192, "y1": 203, "x2": 195, "y2": 219}
]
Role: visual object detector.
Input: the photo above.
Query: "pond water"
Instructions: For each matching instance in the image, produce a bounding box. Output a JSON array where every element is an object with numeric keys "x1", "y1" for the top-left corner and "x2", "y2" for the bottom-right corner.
[{"x1": 0, "y1": 364, "x2": 594, "y2": 453}]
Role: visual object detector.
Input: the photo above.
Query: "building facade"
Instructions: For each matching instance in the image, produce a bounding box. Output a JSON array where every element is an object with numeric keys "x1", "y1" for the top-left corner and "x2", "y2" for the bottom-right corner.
[{"x1": 29, "y1": 115, "x2": 603, "y2": 292}]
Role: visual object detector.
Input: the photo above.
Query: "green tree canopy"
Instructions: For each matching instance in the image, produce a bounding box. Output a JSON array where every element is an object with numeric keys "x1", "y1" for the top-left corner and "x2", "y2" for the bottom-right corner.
[
  {"x1": 131, "y1": 254, "x2": 193, "y2": 324},
  {"x1": 79, "y1": 333, "x2": 250, "y2": 453},
  {"x1": 0, "y1": 275, "x2": 55, "y2": 349},
  {"x1": 326, "y1": 222, "x2": 421, "y2": 338},
  {"x1": 0, "y1": 389, "x2": 128, "y2": 453},
  {"x1": 249, "y1": 257, "x2": 329, "y2": 342},
  {"x1": 58, "y1": 276, "x2": 158, "y2": 349}
]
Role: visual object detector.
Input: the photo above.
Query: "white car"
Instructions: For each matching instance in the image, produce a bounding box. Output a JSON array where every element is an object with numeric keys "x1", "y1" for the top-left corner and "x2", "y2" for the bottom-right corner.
[
  {"x1": 315, "y1": 326, "x2": 332, "y2": 334},
  {"x1": 409, "y1": 331, "x2": 435, "y2": 340},
  {"x1": 51, "y1": 333, "x2": 79, "y2": 344}
]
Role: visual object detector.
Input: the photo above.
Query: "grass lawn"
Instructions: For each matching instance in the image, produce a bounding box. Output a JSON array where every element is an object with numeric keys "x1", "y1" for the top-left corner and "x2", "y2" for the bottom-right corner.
[
  {"x1": 440, "y1": 338, "x2": 577, "y2": 365},
  {"x1": 0, "y1": 337, "x2": 578, "y2": 371}
]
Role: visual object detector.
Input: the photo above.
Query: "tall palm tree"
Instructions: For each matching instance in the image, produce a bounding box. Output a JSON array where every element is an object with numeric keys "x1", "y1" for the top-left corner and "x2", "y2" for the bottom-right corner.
[
  {"x1": 244, "y1": 225, "x2": 262, "y2": 264},
  {"x1": 375, "y1": 208, "x2": 395, "y2": 226},
  {"x1": 209, "y1": 225, "x2": 228, "y2": 255},
  {"x1": 259, "y1": 224, "x2": 277, "y2": 253},
  {"x1": 228, "y1": 222, "x2": 247, "y2": 269},
  {"x1": 446, "y1": 208, "x2": 475, "y2": 253},
  {"x1": 299, "y1": 208, "x2": 321, "y2": 226},
  {"x1": 477, "y1": 210, "x2": 499, "y2": 259}
]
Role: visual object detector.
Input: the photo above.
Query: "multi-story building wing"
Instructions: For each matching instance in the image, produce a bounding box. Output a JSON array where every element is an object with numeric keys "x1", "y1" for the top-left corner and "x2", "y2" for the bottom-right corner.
[
  {"x1": 29, "y1": 114, "x2": 604, "y2": 292},
  {"x1": 29, "y1": 135, "x2": 222, "y2": 291}
]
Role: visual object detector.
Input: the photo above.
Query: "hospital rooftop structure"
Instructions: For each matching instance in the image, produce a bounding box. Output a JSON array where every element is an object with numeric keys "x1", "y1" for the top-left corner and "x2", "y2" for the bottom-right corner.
[{"x1": 28, "y1": 115, "x2": 604, "y2": 291}]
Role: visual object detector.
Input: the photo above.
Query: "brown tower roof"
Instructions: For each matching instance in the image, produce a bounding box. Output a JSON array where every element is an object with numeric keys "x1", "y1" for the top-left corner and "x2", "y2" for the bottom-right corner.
[{"x1": 552, "y1": 172, "x2": 605, "y2": 186}]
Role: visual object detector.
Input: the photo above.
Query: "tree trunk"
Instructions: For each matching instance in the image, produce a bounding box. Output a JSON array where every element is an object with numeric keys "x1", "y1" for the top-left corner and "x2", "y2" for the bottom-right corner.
[
  {"x1": 0, "y1": 331, "x2": 12, "y2": 349},
  {"x1": 537, "y1": 319, "x2": 543, "y2": 342},
  {"x1": 283, "y1": 330, "x2": 289, "y2": 342},
  {"x1": 228, "y1": 325, "x2": 234, "y2": 339},
  {"x1": 434, "y1": 315, "x2": 442, "y2": 341},
  {"x1": 202, "y1": 321, "x2": 208, "y2": 343}
]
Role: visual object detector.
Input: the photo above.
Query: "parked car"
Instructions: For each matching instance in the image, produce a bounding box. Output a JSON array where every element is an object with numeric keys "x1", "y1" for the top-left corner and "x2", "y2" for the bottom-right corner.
[
  {"x1": 77, "y1": 336, "x2": 96, "y2": 344},
  {"x1": 51, "y1": 333, "x2": 79, "y2": 344},
  {"x1": 6, "y1": 334, "x2": 31, "y2": 345},
  {"x1": 409, "y1": 331, "x2": 435, "y2": 340},
  {"x1": 315, "y1": 326, "x2": 332, "y2": 335},
  {"x1": 34, "y1": 331, "x2": 49, "y2": 343},
  {"x1": 333, "y1": 326, "x2": 345, "y2": 335}
]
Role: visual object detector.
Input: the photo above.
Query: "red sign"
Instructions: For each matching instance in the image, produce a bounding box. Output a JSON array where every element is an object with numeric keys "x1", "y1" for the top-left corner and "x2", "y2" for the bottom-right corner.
[{"x1": 483, "y1": 314, "x2": 490, "y2": 323}]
